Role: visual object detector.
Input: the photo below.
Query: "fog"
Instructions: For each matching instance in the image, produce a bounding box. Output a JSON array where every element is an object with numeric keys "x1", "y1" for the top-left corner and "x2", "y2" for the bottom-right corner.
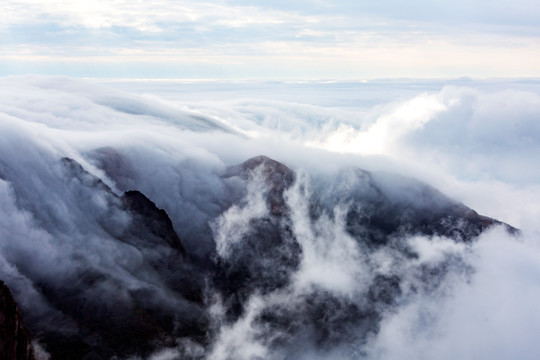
[{"x1": 1, "y1": 75, "x2": 539, "y2": 359}]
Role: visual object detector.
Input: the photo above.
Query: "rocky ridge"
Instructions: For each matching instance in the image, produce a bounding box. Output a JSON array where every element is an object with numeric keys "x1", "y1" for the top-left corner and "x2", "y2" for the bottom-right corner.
[{"x1": 1, "y1": 155, "x2": 515, "y2": 359}]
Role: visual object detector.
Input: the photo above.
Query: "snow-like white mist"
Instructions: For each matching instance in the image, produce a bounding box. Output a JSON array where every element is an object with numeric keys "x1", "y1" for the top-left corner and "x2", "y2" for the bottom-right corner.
[{"x1": 1, "y1": 76, "x2": 539, "y2": 359}]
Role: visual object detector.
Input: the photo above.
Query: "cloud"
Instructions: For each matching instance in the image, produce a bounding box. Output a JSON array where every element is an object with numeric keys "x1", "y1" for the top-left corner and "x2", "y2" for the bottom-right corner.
[
  {"x1": 269, "y1": 84, "x2": 540, "y2": 225},
  {"x1": 302, "y1": 85, "x2": 540, "y2": 163},
  {"x1": 2, "y1": 1, "x2": 540, "y2": 78},
  {"x1": 1, "y1": 0, "x2": 319, "y2": 31},
  {"x1": 211, "y1": 166, "x2": 269, "y2": 258},
  {"x1": 285, "y1": 171, "x2": 370, "y2": 296},
  {"x1": 366, "y1": 227, "x2": 540, "y2": 360},
  {"x1": 1, "y1": 76, "x2": 540, "y2": 359},
  {"x1": 306, "y1": 93, "x2": 449, "y2": 155}
]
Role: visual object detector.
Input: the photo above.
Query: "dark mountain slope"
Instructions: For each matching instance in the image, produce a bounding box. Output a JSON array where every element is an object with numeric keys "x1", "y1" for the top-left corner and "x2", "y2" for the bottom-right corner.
[
  {"x1": 0, "y1": 154, "x2": 515, "y2": 359},
  {"x1": 0, "y1": 281, "x2": 36, "y2": 360}
]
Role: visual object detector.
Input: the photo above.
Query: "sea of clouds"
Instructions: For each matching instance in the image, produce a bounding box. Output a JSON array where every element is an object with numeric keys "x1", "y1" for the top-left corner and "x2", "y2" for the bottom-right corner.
[{"x1": 1, "y1": 76, "x2": 540, "y2": 359}]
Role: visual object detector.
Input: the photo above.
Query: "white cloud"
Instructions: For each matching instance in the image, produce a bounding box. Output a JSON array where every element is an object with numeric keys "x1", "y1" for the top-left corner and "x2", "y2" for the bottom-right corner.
[
  {"x1": 1, "y1": 0, "x2": 319, "y2": 31},
  {"x1": 367, "y1": 227, "x2": 540, "y2": 360},
  {"x1": 286, "y1": 171, "x2": 369, "y2": 296},
  {"x1": 1, "y1": 76, "x2": 540, "y2": 358},
  {"x1": 2, "y1": 1, "x2": 540, "y2": 78},
  {"x1": 211, "y1": 167, "x2": 269, "y2": 258},
  {"x1": 306, "y1": 94, "x2": 448, "y2": 155}
]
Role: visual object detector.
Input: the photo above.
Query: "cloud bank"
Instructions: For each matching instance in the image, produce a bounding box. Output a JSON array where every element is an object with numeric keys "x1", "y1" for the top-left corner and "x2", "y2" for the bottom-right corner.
[{"x1": 0, "y1": 76, "x2": 539, "y2": 359}]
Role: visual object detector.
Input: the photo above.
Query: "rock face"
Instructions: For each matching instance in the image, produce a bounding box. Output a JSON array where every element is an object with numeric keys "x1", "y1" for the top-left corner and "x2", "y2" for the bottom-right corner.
[
  {"x1": 224, "y1": 155, "x2": 295, "y2": 216},
  {"x1": 122, "y1": 190, "x2": 186, "y2": 254},
  {"x1": 215, "y1": 156, "x2": 300, "y2": 318},
  {"x1": 0, "y1": 281, "x2": 36, "y2": 360}
]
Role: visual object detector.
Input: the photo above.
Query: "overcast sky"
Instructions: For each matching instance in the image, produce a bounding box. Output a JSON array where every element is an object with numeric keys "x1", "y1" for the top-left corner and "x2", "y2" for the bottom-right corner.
[{"x1": 2, "y1": 0, "x2": 540, "y2": 79}]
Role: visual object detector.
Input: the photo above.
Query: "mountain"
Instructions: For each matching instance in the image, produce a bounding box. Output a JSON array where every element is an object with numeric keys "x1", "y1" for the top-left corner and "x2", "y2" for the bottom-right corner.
[{"x1": 0, "y1": 155, "x2": 514, "y2": 359}]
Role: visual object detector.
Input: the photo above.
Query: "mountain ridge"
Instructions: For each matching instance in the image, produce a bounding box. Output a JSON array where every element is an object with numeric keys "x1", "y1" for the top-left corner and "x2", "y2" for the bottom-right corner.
[{"x1": 0, "y1": 154, "x2": 516, "y2": 359}]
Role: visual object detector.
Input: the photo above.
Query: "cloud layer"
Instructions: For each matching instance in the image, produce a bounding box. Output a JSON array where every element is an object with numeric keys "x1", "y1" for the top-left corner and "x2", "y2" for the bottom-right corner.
[
  {"x1": 1, "y1": 76, "x2": 539, "y2": 359},
  {"x1": 2, "y1": 1, "x2": 540, "y2": 78}
]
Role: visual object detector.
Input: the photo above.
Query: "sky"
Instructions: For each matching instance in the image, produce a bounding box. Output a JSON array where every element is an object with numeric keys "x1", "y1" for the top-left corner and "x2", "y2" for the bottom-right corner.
[{"x1": 2, "y1": 0, "x2": 540, "y2": 79}]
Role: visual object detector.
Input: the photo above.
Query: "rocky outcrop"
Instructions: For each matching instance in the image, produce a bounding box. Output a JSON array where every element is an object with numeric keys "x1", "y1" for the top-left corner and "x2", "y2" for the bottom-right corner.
[
  {"x1": 224, "y1": 155, "x2": 295, "y2": 216},
  {"x1": 215, "y1": 156, "x2": 300, "y2": 319},
  {"x1": 122, "y1": 190, "x2": 186, "y2": 254},
  {"x1": 0, "y1": 281, "x2": 36, "y2": 360}
]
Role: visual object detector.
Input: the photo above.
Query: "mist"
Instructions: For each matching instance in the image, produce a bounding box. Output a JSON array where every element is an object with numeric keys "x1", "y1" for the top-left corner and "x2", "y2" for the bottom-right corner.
[{"x1": 1, "y1": 75, "x2": 539, "y2": 359}]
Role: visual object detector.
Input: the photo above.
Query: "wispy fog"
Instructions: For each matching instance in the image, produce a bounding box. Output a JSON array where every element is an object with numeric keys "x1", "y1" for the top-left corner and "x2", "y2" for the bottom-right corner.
[{"x1": 1, "y1": 76, "x2": 539, "y2": 359}]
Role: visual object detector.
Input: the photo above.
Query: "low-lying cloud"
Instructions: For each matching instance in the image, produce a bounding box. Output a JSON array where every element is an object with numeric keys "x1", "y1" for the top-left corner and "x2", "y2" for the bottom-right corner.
[{"x1": 1, "y1": 76, "x2": 539, "y2": 359}]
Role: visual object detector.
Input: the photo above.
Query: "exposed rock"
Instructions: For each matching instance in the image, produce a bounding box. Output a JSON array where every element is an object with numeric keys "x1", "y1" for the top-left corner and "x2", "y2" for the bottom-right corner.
[
  {"x1": 311, "y1": 167, "x2": 512, "y2": 246},
  {"x1": 0, "y1": 281, "x2": 36, "y2": 360},
  {"x1": 224, "y1": 155, "x2": 295, "y2": 216},
  {"x1": 215, "y1": 156, "x2": 300, "y2": 320},
  {"x1": 122, "y1": 190, "x2": 186, "y2": 254}
]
